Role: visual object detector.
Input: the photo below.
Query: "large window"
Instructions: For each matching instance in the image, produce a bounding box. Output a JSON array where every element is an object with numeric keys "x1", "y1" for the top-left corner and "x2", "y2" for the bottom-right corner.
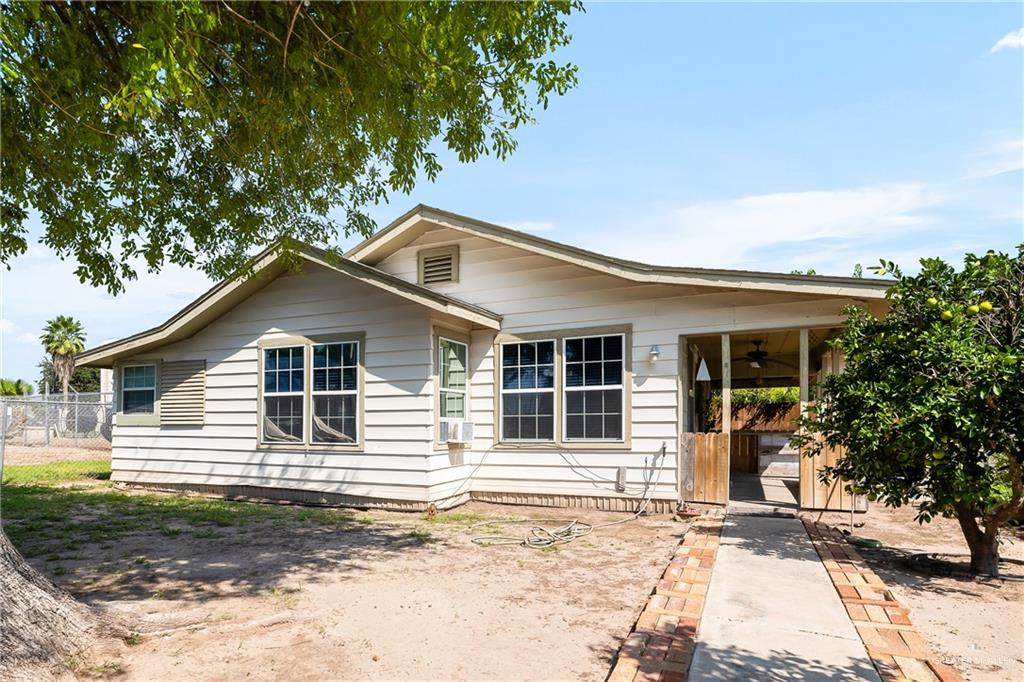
[
  {"x1": 263, "y1": 346, "x2": 304, "y2": 442},
  {"x1": 311, "y1": 341, "x2": 359, "y2": 443},
  {"x1": 564, "y1": 334, "x2": 624, "y2": 440},
  {"x1": 122, "y1": 364, "x2": 156, "y2": 414},
  {"x1": 501, "y1": 340, "x2": 555, "y2": 441},
  {"x1": 438, "y1": 337, "x2": 468, "y2": 421}
]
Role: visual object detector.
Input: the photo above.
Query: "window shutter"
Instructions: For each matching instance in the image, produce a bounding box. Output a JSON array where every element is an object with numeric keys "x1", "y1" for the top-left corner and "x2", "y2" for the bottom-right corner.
[
  {"x1": 418, "y1": 246, "x2": 458, "y2": 285},
  {"x1": 160, "y1": 360, "x2": 206, "y2": 426}
]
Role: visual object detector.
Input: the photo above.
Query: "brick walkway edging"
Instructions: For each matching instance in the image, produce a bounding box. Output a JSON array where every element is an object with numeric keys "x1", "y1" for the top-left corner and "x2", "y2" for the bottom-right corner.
[
  {"x1": 801, "y1": 519, "x2": 964, "y2": 682},
  {"x1": 607, "y1": 512, "x2": 725, "y2": 682}
]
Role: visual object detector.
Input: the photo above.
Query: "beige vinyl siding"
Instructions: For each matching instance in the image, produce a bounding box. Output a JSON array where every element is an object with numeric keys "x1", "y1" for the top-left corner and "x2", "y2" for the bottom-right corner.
[
  {"x1": 375, "y1": 227, "x2": 871, "y2": 504},
  {"x1": 111, "y1": 264, "x2": 437, "y2": 502}
]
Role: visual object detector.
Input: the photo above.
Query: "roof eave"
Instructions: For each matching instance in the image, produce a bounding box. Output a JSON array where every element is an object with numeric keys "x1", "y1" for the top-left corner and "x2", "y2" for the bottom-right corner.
[
  {"x1": 79, "y1": 244, "x2": 501, "y2": 367},
  {"x1": 347, "y1": 205, "x2": 892, "y2": 300}
]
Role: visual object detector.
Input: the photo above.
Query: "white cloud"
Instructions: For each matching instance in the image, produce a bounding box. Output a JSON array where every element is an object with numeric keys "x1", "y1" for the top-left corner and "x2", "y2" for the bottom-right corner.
[
  {"x1": 1, "y1": 243, "x2": 212, "y2": 380},
  {"x1": 965, "y1": 136, "x2": 1024, "y2": 179},
  {"x1": 0, "y1": 318, "x2": 13, "y2": 333},
  {"x1": 591, "y1": 183, "x2": 941, "y2": 273},
  {"x1": 990, "y1": 28, "x2": 1024, "y2": 53}
]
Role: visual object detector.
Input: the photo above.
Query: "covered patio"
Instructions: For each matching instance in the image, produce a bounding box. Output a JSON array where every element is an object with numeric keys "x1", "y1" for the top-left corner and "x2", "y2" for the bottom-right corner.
[{"x1": 678, "y1": 327, "x2": 858, "y2": 512}]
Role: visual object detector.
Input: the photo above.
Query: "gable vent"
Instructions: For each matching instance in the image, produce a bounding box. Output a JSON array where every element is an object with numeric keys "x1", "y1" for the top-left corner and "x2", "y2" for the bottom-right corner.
[{"x1": 418, "y1": 246, "x2": 459, "y2": 285}]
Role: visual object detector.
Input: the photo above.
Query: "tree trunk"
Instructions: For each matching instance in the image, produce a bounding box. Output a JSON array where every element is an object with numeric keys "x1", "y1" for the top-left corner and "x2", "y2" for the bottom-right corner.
[
  {"x1": 954, "y1": 501, "x2": 1000, "y2": 577},
  {"x1": 0, "y1": 527, "x2": 114, "y2": 679}
]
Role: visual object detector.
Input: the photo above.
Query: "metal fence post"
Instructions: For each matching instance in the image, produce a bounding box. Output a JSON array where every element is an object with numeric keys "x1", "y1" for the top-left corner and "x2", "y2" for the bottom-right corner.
[
  {"x1": 44, "y1": 381, "x2": 50, "y2": 445},
  {"x1": 74, "y1": 401, "x2": 80, "y2": 447},
  {"x1": 1, "y1": 403, "x2": 8, "y2": 497}
]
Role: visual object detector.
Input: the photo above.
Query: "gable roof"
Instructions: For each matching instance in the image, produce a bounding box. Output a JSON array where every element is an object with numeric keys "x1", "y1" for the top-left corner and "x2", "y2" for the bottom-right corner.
[
  {"x1": 78, "y1": 243, "x2": 502, "y2": 368},
  {"x1": 346, "y1": 204, "x2": 892, "y2": 300}
]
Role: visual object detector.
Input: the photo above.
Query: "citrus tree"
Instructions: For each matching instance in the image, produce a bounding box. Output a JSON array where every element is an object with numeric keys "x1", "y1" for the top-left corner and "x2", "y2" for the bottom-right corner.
[
  {"x1": 1, "y1": 1, "x2": 580, "y2": 293},
  {"x1": 797, "y1": 247, "x2": 1023, "y2": 576}
]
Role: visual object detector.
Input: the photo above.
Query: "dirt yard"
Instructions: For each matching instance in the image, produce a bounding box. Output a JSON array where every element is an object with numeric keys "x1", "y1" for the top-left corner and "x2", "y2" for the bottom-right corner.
[
  {"x1": 811, "y1": 504, "x2": 1024, "y2": 682},
  {"x1": 3, "y1": 441, "x2": 111, "y2": 465},
  {"x1": 4, "y1": 482, "x2": 685, "y2": 681}
]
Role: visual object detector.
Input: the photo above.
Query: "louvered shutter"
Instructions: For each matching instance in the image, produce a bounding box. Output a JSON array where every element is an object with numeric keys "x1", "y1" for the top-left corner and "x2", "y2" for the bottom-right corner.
[{"x1": 160, "y1": 360, "x2": 206, "y2": 426}]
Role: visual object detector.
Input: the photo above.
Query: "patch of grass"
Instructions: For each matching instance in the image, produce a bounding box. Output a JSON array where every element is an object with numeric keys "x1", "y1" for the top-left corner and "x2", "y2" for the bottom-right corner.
[
  {"x1": 80, "y1": 660, "x2": 125, "y2": 678},
  {"x1": 0, "y1": 481, "x2": 364, "y2": 557},
  {"x1": 425, "y1": 511, "x2": 487, "y2": 525},
  {"x1": 541, "y1": 545, "x2": 560, "y2": 554},
  {"x1": 407, "y1": 528, "x2": 435, "y2": 544},
  {"x1": 2, "y1": 459, "x2": 111, "y2": 485},
  {"x1": 123, "y1": 632, "x2": 142, "y2": 646}
]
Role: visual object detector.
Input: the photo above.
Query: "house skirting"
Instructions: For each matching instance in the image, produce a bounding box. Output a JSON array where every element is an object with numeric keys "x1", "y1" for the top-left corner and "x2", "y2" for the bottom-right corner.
[
  {"x1": 116, "y1": 481, "x2": 678, "y2": 515},
  {"x1": 117, "y1": 482, "x2": 470, "y2": 512},
  {"x1": 469, "y1": 491, "x2": 677, "y2": 515}
]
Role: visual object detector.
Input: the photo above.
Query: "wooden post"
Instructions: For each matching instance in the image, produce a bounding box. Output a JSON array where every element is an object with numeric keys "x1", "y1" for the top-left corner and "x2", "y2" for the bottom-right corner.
[
  {"x1": 798, "y1": 328, "x2": 810, "y2": 509},
  {"x1": 678, "y1": 337, "x2": 689, "y2": 504},
  {"x1": 721, "y1": 333, "x2": 731, "y2": 503}
]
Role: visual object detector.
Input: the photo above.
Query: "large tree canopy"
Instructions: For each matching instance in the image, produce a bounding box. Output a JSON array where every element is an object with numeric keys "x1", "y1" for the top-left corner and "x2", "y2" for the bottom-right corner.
[
  {"x1": 1, "y1": 1, "x2": 580, "y2": 293},
  {"x1": 798, "y1": 248, "x2": 1023, "y2": 576}
]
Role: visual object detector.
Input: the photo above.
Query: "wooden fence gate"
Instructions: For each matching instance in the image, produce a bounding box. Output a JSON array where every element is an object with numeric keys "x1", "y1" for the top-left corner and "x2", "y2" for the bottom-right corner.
[
  {"x1": 679, "y1": 432, "x2": 729, "y2": 504},
  {"x1": 798, "y1": 433, "x2": 854, "y2": 511}
]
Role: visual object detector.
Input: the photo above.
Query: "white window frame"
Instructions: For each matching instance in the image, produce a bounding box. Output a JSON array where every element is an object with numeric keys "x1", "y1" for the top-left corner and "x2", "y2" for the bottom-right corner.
[
  {"x1": 499, "y1": 339, "x2": 557, "y2": 442},
  {"x1": 562, "y1": 333, "x2": 626, "y2": 442},
  {"x1": 438, "y1": 336, "x2": 468, "y2": 424},
  {"x1": 310, "y1": 340, "x2": 360, "y2": 444},
  {"x1": 261, "y1": 345, "x2": 306, "y2": 444},
  {"x1": 121, "y1": 363, "x2": 157, "y2": 415}
]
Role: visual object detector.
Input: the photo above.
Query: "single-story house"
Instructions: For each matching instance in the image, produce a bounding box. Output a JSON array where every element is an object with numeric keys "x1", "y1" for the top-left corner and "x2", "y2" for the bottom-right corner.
[{"x1": 80, "y1": 205, "x2": 890, "y2": 512}]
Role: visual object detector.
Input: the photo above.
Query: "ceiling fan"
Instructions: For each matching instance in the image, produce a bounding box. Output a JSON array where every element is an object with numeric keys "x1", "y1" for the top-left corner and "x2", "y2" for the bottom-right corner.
[{"x1": 731, "y1": 340, "x2": 796, "y2": 370}]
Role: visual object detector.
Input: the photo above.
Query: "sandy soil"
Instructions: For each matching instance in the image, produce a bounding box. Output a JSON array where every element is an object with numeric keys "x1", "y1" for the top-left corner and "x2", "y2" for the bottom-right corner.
[
  {"x1": 32, "y1": 501, "x2": 686, "y2": 681},
  {"x1": 811, "y1": 505, "x2": 1024, "y2": 682}
]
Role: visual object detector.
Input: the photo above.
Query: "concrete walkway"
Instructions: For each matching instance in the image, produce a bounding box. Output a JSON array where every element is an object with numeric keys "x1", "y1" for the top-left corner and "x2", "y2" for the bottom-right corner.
[
  {"x1": 688, "y1": 512, "x2": 880, "y2": 681},
  {"x1": 729, "y1": 473, "x2": 800, "y2": 513}
]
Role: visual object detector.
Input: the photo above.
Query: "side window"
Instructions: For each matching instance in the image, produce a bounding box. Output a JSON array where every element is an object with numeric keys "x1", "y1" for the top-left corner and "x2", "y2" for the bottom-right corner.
[
  {"x1": 564, "y1": 334, "x2": 624, "y2": 441},
  {"x1": 438, "y1": 337, "x2": 468, "y2": 421},
  {"x1": 122, "y1": 364, "x2": 157, "y2": 414},
  {"x1": 501, "y1": 341, "x2": 555, "y2": 441},
  {"x1": 262, "y1": 346, "x2": 304, "y2": 442},
  {"x1": 311, "y1": 341, "x2": 359, "y2": 444}
]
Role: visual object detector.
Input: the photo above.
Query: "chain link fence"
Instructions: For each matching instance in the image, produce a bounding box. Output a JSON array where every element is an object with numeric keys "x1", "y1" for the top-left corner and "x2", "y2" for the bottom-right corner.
[{"x1": 1, "y1": 394, "x2": 113, "y2": 484}]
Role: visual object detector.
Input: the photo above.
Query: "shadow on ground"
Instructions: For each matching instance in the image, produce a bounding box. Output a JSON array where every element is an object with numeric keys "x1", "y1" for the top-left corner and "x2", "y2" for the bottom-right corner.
[
  {"x1": 690, "y1": 644, "x2": 878, "y2": 681},
  {"x1": 2, "y1": 482, "x2": 438, "y2": 605}
]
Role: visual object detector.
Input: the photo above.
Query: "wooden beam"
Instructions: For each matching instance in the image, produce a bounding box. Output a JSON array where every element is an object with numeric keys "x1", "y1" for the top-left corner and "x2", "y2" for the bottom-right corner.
[
  {"x1": 799, "y1": 328, "x2": 810, "y2": 404},
  {"x1": 798, "y1": 328, "x2": 811, "y2": 509},
  {"x1": 721, "y1": 334, "x2": 731, "y2": 436},
  {"x1": 721, "y1": 333, "x2": 731, "y2": 504}
]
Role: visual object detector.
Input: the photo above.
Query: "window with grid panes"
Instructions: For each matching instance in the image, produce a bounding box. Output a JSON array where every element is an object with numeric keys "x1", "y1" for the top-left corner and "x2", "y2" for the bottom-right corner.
[
  {"x1": 501, "y1": 340, "x2": 555, "y2": 441},
  {"x1": 563, "y1": 334, "x2": 624, "y2": 440},
  {"x1": 262, "y1": 346, "x2": 304, "y2": 442},
  {"x1": 438, "y1": 337, "x2": 468, "y2": 421},
  {"x1": 311, "y1": 341, "x2": 359, "y2": 443}
]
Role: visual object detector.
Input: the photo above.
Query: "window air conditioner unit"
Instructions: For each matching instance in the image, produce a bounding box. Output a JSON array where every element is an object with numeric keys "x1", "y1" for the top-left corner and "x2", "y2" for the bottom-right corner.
[{"x1": 440, "y1": 420, "x2": 474, "y2": 444}]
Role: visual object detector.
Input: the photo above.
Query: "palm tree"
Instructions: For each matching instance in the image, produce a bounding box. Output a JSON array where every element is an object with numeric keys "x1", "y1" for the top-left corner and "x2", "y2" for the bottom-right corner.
[
  {"x1": 0, "y1": 378, "x2": 33, "y2": 396},
  {"x1": 39, "y1": 316, "x2": 86, "y2": 401}
]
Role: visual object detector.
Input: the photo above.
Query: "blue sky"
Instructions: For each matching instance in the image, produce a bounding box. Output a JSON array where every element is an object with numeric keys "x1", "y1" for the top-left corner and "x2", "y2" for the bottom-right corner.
[{"x1": 2, "y1": 2, "x2": 1021, "y2": 386}]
